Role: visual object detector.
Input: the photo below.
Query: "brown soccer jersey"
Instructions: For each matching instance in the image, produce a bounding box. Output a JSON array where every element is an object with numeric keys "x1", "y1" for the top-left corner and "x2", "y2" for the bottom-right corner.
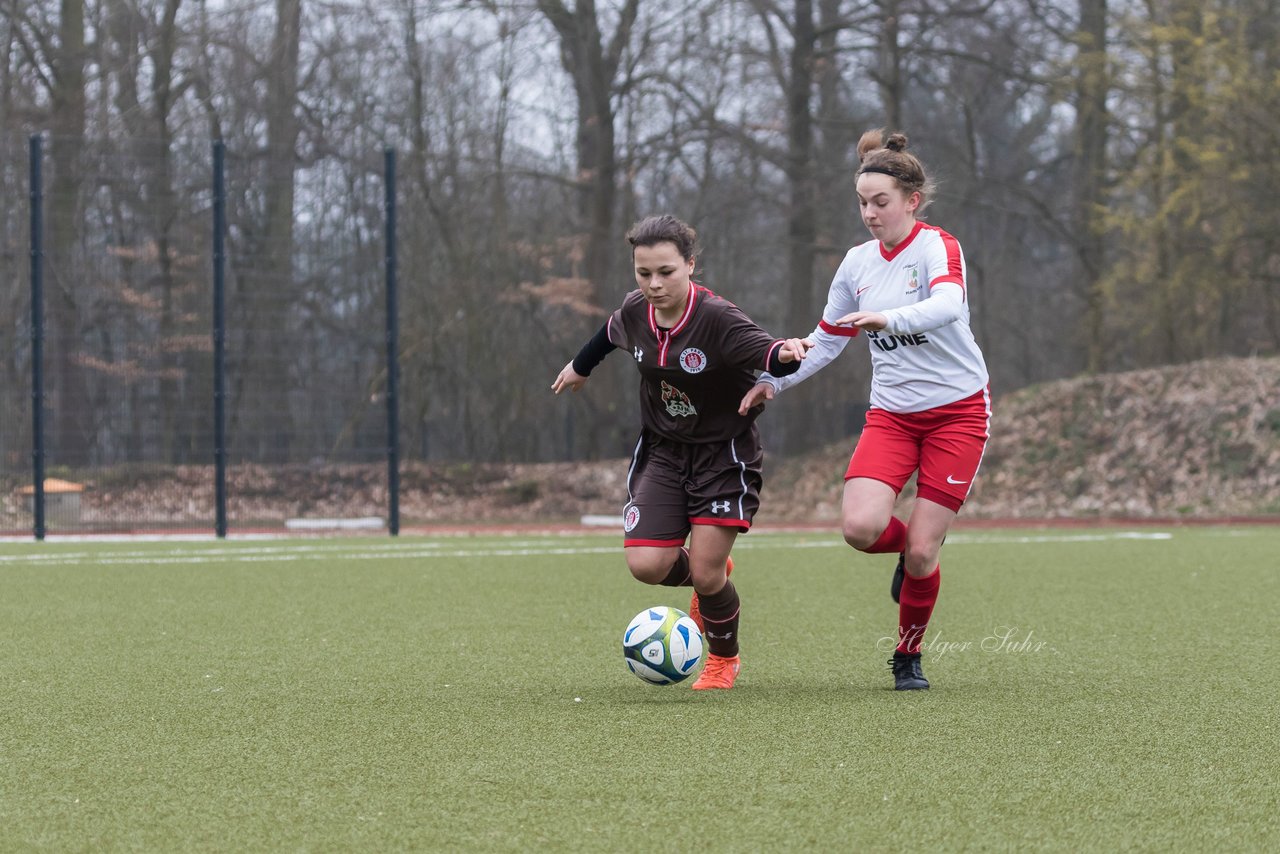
[{"x1": 606, "y1": 284, "x2": 784, "y2": 444}]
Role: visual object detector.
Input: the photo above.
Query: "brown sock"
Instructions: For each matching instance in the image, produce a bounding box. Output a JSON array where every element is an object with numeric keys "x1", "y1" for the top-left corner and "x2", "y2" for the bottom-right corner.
[
  {"x1": 657, "y1": 548, "x2": 691, "y2": 587},
  {"x1": 696, "y1": 579, "x2": 740, "y2": 657}
]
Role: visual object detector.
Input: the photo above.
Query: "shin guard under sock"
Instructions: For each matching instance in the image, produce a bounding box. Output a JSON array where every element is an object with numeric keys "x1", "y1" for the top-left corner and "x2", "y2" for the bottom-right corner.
[
  {"x1": 696, "y1": 579, "x2": 740, "y2": 657},
  {"x1": 864, "y1": 517, "x2": 907, "y2": 554},
  {"x1": 896, "y1": 567, "x2": 940, "y2": 654},
  {"x1": 657, "y1": 548, "x2": 692, "y2": 587}
]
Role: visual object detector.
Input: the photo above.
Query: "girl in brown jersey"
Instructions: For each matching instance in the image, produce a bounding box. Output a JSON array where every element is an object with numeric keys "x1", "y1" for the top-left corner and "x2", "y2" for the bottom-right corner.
[{"x1": 553, "y1": 214, "x2": 811, "y2": 690}]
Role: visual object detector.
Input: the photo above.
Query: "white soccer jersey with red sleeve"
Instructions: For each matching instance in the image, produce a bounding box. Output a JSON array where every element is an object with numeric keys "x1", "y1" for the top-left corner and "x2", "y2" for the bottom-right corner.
[{"x1": 762, "y1": 221, "x2": 988, "y2": 413}]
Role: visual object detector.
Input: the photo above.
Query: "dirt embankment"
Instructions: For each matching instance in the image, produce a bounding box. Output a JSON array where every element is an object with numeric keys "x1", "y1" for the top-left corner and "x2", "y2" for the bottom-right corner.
[
  {"x1": 764, "y1": 354, "x2": 1280, "y2": 522},
  {"x1": 5, "y1": 356, "x2": 1277, "y2": 530}
]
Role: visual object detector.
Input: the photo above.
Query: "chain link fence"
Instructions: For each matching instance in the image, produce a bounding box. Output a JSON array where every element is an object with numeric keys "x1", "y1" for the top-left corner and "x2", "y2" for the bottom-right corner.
[{"x1": 2, "y1": 133, "x2": 396, "y2": 536}]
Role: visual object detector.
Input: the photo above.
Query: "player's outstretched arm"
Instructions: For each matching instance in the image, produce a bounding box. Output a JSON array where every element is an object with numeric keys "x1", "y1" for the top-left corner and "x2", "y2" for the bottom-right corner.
[
  {"x1": 832, "y1": 310, "x2": 889, "y2": 332},
  {"x1": 552, "y1": 361, "x2": 589, "y2": 394},
  {"x1": 738, "y1": 381, "x2": 775, "y2": 415},
  {"x1": 778, "y1": 337, "x2": 814, "y2": 363},
  {"x1": 555, "y1": 320, "x2": 616, "y2": 394}
]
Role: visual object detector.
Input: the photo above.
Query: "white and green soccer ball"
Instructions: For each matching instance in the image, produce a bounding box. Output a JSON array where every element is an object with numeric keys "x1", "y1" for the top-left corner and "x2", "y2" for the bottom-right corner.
[{"x1": 622, "y1": 606, "x2": 704, "y2": 685}]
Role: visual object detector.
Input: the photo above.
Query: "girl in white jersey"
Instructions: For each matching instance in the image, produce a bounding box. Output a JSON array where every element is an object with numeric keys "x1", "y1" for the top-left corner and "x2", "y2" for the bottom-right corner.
[{"x1": 740, "y1": 129, "x2": 991, "y2": 691}]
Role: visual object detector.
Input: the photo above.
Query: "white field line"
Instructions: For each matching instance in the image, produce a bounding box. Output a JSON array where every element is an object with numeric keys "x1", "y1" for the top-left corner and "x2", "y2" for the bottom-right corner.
[
  {"x1": 0, "y1": 538, "x2": 591, "y2": 564},
  {"x1": 0, "y1": 533, "x2": 288, "y2": 544},
  {"x1": 946, "y1": 532, "x2": 1174, "y2": 544},
  {"x1": 0, "y1": 531, "x2": 1174, "y2": 568},
  {"x1": 0, "y1": 545, "x2": 622, "y2": 567}
]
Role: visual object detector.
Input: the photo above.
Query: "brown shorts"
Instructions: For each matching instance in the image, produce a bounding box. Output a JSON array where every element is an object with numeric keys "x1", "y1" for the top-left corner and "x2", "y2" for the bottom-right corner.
[{"x1": 622, "y1": 428, "x2": 763, "y2": 547}]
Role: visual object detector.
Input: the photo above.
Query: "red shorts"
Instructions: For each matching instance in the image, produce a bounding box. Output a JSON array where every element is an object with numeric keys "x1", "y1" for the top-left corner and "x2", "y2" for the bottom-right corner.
[{"x1": 845, "y1": 388, "x2": 991, "y2": 512}]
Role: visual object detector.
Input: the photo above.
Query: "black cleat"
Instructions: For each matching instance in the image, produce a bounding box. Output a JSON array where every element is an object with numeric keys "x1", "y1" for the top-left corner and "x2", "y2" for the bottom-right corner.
[
  {"x1": 889, "y1": 651, "x2": 930, "y2": 690},
  {"x1": 890, "y1": 552, "x2": 905, "y2": 603}
]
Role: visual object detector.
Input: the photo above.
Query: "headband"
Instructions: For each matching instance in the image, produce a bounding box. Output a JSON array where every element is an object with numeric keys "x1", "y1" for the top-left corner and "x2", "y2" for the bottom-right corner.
[{"x1": 858, "y1": 165, "x2": 906, "y2": 180}]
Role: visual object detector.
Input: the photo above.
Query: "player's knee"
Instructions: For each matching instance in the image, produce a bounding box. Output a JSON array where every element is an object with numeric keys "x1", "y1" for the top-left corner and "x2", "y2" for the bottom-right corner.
[
  {"x1": 625, "y1": 553, "x2": 671, "y2": 585},
  {"x1": 688, "y1": 564, "x2": 727, "y2": 596},
  {"x1": 903, "y1": 541, "x2": 940, "y2": 576},
  {"x1": 842, "y1": 517, "x2": 881, "y2": 551}
]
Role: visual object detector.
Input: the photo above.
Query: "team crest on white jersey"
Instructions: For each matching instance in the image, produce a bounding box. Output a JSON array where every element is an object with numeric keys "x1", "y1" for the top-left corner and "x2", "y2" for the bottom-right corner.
[
  {"x1": 623, "y1": 504, "x2": 640, "y2": 532},
  {"x1": 678, "y1": 347, "x2": 707, "y2": 374},
  {"x1": 660, "y1": 380, "x2": 697, "y2": 417},
  {"x1": 905, "y1": 263, "x2": 921, "y2": 295}
]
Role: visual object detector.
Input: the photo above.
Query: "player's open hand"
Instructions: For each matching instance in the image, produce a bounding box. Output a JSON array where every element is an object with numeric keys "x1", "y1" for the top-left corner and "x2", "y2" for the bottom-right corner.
[
  {"x1": 833, "y1": 310, "x2": 888, "y2": 332},
  {"x1": 738, "y1": 381, "x2": 775, "y2": 416},
  {"x1": 552, "y1": 361, "x2": 588, "y2": 394},
  {"x1": 778, "y1": 337, "x2": 814, "y2": 363}
]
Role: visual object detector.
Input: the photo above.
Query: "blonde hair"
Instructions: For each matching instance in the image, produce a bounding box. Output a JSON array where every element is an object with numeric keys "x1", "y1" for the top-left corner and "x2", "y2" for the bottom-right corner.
[{"x1": 856, "y1": 129, "x2": 935, "y2": 212}]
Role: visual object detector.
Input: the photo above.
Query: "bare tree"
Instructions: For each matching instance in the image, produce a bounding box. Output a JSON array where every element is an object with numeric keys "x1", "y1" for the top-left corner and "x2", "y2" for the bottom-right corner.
[
  {"x1": 228, "y1": 0, "x2": 303, "y2": 460},
  {"x1": 46, "y1": 0, "x2": 93, "y2": 462},
  {"x1": 534, "y1": 0, "x2": 640, "y2": 306},
  {"x1": 101, "y1": 0, "x2": 196, "y2": 461},
  {"x1": 3, "y1": 0, "x2": 1277, "y2": 480}
]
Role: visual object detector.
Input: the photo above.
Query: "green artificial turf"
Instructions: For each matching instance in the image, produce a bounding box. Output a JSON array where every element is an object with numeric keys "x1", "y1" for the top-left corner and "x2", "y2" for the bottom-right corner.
[{"x1": 1, "y1": 528, "x2": 1277, "y2": 851}]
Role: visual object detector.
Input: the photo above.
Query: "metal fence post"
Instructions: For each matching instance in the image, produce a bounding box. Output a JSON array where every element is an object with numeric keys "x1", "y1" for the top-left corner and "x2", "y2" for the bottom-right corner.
[
  {"x1": 29, "y1": 135, "x2": 46, "y2": 541},
  {"x1": 384, "y1": 148, "x2": 401, "y2": 536},
  {"x1": 213, "y1": 140, "x2": 228, "y2": 538}
]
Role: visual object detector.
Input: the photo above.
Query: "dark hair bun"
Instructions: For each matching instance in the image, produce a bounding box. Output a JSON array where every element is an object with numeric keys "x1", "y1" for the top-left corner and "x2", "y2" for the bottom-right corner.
[{"x1": 885, "y1": 133, "x2": 909, "y2": 152}]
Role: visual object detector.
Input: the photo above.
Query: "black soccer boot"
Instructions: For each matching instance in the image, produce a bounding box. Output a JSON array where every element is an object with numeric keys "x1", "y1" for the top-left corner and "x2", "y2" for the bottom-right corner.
[
  {"x1": 889, "y1": 650, "x2": 930, "y2": 690},
  {"x1": 890, "y1": 552, "x2": 905, "y2": 603}
]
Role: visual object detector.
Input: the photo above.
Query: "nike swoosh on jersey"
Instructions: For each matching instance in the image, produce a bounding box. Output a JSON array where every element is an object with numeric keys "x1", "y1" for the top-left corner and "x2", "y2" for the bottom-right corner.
[
  {"x1": 946, "y1": 475, "x2": 968, "y2": 484},
  {"x1": 856, "y1": 285, "x2": 872, "y2": 297}
]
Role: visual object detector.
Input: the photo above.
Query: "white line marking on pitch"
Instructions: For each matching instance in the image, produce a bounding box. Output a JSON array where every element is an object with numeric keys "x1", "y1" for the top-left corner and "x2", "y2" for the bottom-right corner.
[
  {"x1": 0, "y1": 538, "x2": 590, "y2": 564},
  {"x1": 0, "y1": 531, "x2": 1175, "y2": 567},
  {"x1": 0, "y1": 545, "x2": 623, "y2": 567}
]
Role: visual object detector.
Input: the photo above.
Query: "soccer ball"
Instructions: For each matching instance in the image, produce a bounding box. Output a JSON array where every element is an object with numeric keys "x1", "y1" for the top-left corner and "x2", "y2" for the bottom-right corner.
[{"x1": 622, "y1": 606, "x2": 704, "y2": 685}]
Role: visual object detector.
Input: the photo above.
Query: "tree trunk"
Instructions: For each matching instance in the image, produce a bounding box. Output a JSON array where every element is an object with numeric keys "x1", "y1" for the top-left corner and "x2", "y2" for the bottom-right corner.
[
  {"x1": 779, "y1": 0, "x2": 823, "y2": 454},
  {"x1": 1162, "y1": 0, "x2": 1201, "y2": 364},
  {"x1": 535, "y1": 0, "x2": 639, "y2": 460},
  {"x1": 237, "y1": 0, "x2": 302, "y2": 460},
  {"x1": 152, "y1": 0, "x2": 184, "y2": 462},
  {"x1": 535, "y1": 0, "x2": 638, "y2": 305},
  {"x1": 47, "y1": 0, "x2": 92, "y2": 464},
  {"x1": 1075, "y1": 0, "x2": 1108, "y2": 373},
  {"x1": 875, "y1": 0, "x2": 903, "y2": 131}
]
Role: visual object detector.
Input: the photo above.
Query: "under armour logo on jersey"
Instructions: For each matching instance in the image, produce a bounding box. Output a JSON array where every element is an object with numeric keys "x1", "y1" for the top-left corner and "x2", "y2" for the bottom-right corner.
[
  {"x1": 710, "y1": 500, "x2": 731, "y2": 514},
  {"x1": 633, "y1": 346, "x2": 644, "y2": 362}
]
